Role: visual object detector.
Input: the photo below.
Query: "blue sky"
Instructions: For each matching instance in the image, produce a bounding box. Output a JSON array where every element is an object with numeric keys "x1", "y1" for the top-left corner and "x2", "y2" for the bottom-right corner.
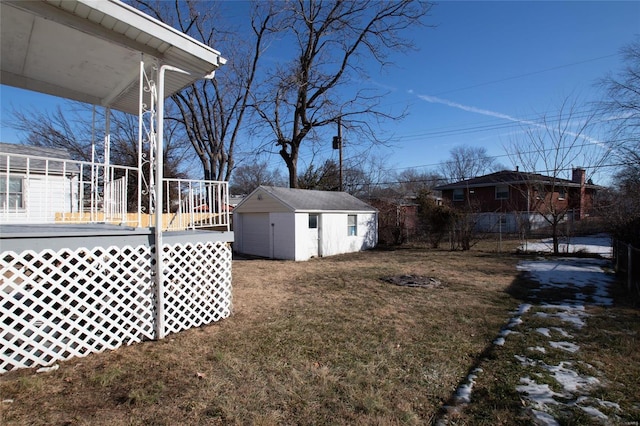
[{"x1": 1, "y1": 1, "x2": 639, "y2": 184}]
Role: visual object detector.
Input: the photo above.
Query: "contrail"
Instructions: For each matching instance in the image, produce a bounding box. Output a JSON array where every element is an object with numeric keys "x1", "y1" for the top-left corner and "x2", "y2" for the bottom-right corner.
[{"x1": 416, "y1": 93, "x2": 605, "y2": 147}]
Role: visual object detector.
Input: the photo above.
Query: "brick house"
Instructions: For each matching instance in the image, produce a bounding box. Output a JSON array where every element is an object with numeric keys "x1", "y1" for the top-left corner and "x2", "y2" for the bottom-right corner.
[{"x1": 434, "y1": 168, "x2": 599, "y2": 233}]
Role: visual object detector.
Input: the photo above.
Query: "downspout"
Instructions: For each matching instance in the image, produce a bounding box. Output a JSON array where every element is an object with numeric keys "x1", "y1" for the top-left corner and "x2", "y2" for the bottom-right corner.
[{"x1": 155, "y1": 64, "x2": 189, "y2": 340}]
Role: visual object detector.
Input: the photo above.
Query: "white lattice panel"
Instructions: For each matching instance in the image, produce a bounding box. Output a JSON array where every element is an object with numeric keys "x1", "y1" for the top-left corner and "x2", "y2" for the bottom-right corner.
[
  {"x1": 1, "y1": 245, "x2": 155, "y2": 373},
  {"x1": 1, "y1": 239, "x2": 233, "y2": 373},
  {"x1": 162, "y1": 241, "x2": 232, "y2": 335}
]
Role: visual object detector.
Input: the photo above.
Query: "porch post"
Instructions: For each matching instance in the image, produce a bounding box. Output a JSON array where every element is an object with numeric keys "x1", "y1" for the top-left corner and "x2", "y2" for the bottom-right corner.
[{"x1": 154, "y1": 64, "x2": 189, "y2": 340}]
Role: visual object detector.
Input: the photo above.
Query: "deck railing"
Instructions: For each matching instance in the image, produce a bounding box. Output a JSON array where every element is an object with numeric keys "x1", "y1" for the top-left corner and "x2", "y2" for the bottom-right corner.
[{"x1": 0, "y1": 151, "x2": 230, "y2": 231}]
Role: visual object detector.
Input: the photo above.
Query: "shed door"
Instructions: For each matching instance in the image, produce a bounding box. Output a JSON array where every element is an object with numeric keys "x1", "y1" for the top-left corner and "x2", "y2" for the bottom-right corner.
[
  {"x1": 308, "y1": 214, "x2": 319, "y2": 258},
  {"x1": 240, "y1": 213, "x2": 271, "y2": 257}
]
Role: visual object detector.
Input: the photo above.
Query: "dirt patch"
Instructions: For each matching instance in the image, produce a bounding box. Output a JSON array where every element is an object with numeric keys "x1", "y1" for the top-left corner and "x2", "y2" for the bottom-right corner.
[{"x1": 381, "y1": 274, "x2": 443, "y2": 288}]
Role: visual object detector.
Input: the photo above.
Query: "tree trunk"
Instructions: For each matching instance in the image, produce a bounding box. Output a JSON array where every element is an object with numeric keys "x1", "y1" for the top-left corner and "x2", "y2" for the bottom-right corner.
[{"x1": 552, "y1": 222, "x2": 560, "y2": 255}]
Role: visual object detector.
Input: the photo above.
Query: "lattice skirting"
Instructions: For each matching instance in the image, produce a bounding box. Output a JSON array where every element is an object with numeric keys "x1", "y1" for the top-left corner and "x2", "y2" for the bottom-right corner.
[{"x1": 1, "y1": 241, "x2": 232, "y2": 373}]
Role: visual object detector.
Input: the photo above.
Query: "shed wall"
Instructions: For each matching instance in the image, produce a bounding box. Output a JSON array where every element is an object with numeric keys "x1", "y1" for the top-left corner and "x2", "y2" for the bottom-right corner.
[{"x1": 319, "y1": 212, "x2": 377, "y2": 257}]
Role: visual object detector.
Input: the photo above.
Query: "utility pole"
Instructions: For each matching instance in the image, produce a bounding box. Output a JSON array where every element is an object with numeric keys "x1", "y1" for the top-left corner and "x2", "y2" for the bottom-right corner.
[{"x1": 333, "y1": 118, "x2": 343, "y2": 191}]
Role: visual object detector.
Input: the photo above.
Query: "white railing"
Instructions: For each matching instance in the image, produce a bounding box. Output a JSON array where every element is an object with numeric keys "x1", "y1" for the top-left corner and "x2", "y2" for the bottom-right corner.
[
  {"x1": 0, "y1": 151, "x2": 230, "y2": 231},
  {"x1": 164, "y1": 178, "x2": 230, "y2": 232}
]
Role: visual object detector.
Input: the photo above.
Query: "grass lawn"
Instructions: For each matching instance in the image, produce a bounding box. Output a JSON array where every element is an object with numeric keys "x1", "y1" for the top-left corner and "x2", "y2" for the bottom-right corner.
[{"x1": 1, "y1": 239, "x2": 638, "y2": 425}]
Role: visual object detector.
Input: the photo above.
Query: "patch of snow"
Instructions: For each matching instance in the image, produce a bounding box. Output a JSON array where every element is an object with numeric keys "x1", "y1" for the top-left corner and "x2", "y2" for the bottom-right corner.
[
  {"x1": 530, "y1": 409, "x2": 560, "y2": 426},
  {"x1": 551, "y1": 327, "x2": 572, "y2": 338},
  {"x1": 508, "y1": 317, "x2": 523, "y2": 327},
  {"x1": 514, "y1": 303, "x2": 533, "y2": 315},
  {"x1": 537, "y1": 327, "x2": 551, "y2": 337},
  {"x1": 577, "y1": 405, "x2": 608, "y2": 419},
  {"x1": 596, "y1": 399, "x2": 620, "y2": 410},
  {"x1": 519, "y1": 234, "x2": 612, "y2": 258},
  {"x1": 536, "y1": 305, "x2": 588, "y2": 328},
  {"x1": 549, "y1": 341, "x2": 580, "y2": 353},
  {"x1": 546, "y1": 361, "x2": 599, "y2": 393},
  {"x1": 454, "y1": 367, "x2": 483, "y2": 404},
  {"x1": 493, "y1": 337, "x2": 505, "y2": 346},
  {"x1": 517, "y1": 376, "x2": 564, "y2": 407},
  {"x1": 528, "y1": 346, "x2": 547, "y2": 353}
]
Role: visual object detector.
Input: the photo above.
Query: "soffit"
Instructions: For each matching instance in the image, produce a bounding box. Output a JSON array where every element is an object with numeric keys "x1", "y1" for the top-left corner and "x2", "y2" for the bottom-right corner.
[{"x1": 0, "y1": 0, "x2": 226, "y2": 114}]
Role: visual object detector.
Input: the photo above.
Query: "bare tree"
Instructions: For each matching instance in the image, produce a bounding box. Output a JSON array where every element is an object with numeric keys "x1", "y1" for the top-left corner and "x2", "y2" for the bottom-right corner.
[
  {"x1": 506, "y1": 97, "x2": 605, "y2": 254},
  {"x1": 130, "y1": 0, "x2": 275, "y2": 181},
  {"x1": 229, "y1": 160, "x2": 286, "y2": 194},
  {"x1": 599, "y1": 39, "x2": 640, "y2": 158},
  {"x1": 439, "y1": 145, "x2": 499, "y2": 183},
  {"x1": 598, "y1": 39, "x2": 640, "y2": 245},
  {"x1": 395, "y1": 168, "x2": 442, "y2": 194},
  {"x1": 252, "y1": 0, "x2": 432, "y2": 188},
  {"x1": 8, "y1": 103, "x2": 191, "y2": 211}
]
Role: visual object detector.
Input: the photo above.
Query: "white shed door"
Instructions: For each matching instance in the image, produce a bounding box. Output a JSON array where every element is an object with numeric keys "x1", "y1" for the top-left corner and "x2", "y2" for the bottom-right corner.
[{"x1": 240, "y1": 213, "x2": 271, "y2": 257}]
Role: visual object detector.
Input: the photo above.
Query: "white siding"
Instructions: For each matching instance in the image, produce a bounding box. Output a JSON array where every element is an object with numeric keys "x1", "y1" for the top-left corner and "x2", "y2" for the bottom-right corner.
[
  {"x1": 318, "y1": 212, "x2": 377, "y2": 258},
  {"x1": 293, "y1": 213, "x2": 320, "y2": 261},
  {"x1": 271, "y1": 212, "x2": 296, "y2": 260},
  {"x1": 1, "y1": 175, "x2": 76, "y2": 224}
]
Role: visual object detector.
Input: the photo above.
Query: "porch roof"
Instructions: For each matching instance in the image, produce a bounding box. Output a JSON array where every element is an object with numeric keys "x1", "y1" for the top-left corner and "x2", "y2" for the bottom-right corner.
[{"x1": 0, "y1": 0, "x2": 226, "y2": 114}]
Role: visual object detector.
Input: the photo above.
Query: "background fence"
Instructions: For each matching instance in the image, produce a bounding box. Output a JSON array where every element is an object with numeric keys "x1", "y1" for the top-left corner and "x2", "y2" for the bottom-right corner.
[{"x1": 613, "y1": 239, "x2": 640, "y2": 300}]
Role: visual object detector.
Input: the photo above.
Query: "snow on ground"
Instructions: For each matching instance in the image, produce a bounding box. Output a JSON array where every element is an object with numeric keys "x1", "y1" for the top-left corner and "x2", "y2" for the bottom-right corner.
[
  {"x1": 511, "y1": 235, "x2": 620, "y2": 424},
  {"x1": 520, "y1": 233, "x2": 613, "y2": 258},
  {"x1": 441, "y1": 235, "x2": 621, "y2": 424}
]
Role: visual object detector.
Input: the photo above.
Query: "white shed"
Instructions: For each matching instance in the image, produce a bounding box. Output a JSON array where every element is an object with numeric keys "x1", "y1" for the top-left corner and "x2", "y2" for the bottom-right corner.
[{"x1": 233, "y1": 186, "x2": 378, "y2": 261}]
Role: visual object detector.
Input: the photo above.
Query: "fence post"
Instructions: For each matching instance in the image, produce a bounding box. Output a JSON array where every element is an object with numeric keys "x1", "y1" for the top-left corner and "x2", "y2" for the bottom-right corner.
[{"x1": 628, "y1": 243, "x2": 633, "y2": 293}]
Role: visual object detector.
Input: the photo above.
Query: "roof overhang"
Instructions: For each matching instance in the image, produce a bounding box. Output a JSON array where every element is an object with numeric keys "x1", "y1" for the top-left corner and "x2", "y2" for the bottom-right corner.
[{"x1": 0, "y1": 0, "x2": 226, "y2": 114}]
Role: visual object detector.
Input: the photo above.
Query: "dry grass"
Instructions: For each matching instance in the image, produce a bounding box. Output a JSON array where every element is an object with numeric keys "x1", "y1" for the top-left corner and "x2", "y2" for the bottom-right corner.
[{"x1": 1, "y1": 239, "x2": 636, "y2": 425}]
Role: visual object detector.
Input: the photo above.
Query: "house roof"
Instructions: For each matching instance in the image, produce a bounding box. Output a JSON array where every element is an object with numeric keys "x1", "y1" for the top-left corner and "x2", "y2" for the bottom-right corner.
[
  {"x1": 434, "y1": 170, "x2": 599, "y2": 191},
  {"x1": 0, "y1": 142, "x2": 79, "y2": 174},
  {"x1": 236, "y1": 186, "x2": 377, "y2": 213},
  {"x1": 1, "y1": 0, "x2": 226, "y2": 115}
]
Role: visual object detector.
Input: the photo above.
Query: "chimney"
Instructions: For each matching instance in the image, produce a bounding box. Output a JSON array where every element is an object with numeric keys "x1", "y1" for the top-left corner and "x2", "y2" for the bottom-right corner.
[
  {"x1": 572, "y1": 167, "x2": 585, "y2": 186},
  {"x1": 572, "y1": 167, "x2": 586, "y2": 221}
]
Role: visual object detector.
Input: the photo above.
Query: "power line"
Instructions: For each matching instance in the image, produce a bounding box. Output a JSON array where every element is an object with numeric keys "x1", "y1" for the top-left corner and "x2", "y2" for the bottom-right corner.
[{"x1": 431, "y1": 54, "x2": 619, "y2": 97}]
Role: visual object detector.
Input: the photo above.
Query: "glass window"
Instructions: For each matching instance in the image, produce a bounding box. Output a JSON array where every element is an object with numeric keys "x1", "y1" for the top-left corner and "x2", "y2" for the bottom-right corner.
[
  {"x1": 495, "y1": 185, "x2": 509, "y2": 200},
  {"x1": 558, "y1": 187, "x2": 566, "y2": 200},
  {"x1": 0, "y1": 176, "x2": 23, "y2": 209},
  {"x1": 309, "y1": 214, "x2": 318, "y2": 229},
  {"x1": 347, "y1": 214, "x2": 357, "y2": 236},
  {"x1": 453, "y1": 188, "x2": 464, "y2": 202}
]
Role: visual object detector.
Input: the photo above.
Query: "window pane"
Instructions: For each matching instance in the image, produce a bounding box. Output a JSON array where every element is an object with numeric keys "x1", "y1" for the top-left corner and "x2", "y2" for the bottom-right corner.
[
  {"x1": 0, "y1": 177, "x2": 24, "y2": 208},
  {"x1": 309, "y1": 214, "x2": 318, "y2": 229},
  {"x1": 453, "y1": 189, "x2": 464, "y2": 201},
  {"x1": 496, "y1": 185, "x2": 509, "y2": 200},
  {"x1": 348, "y1": 215, "x2": 357, "y2": 236}
]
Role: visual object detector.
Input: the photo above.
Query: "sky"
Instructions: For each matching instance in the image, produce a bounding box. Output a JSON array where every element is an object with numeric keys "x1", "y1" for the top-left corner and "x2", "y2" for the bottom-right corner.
[{"x1": 1, "y1": 1, "x2": 639, "y2": 185}]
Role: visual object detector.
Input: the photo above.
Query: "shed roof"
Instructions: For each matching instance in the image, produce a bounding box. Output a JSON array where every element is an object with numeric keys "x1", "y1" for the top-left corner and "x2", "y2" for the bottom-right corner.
[
  {"x1": 1, "y1": 0, "x2": 226, "y2": 114},
  {"x1": 0, "y1": 142, "x2": 79, "y2": 174},
  {"x1": 236, "y1": 186, "x2": 377, "y2": 213}
]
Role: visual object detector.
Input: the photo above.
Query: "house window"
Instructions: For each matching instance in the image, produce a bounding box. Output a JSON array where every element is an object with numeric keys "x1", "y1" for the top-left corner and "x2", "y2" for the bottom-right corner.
[
  {"x1": 0, "y1": 176, "x2": 23, "y2": 209},
  {"x1": 558, "y1": 187, "x2": 566, "y2": 200},
  {"x1": 309, "y1": 214, "x2": 318, "y2": 229},
  {"x1": 495, "y1": 185, "x2": 509, "y2": 200},
  {"x1": 347, "y1": 214, "x2": 357, "y2": 236},
  {"x1": 452, "y1": 189, "x2": 464, "y2": 202}
]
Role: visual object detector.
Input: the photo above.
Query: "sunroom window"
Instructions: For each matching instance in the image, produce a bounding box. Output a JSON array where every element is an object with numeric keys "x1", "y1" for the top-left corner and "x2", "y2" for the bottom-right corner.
[{"x1": 0, "y1": 176, "x2": 23, "y2": 209}]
